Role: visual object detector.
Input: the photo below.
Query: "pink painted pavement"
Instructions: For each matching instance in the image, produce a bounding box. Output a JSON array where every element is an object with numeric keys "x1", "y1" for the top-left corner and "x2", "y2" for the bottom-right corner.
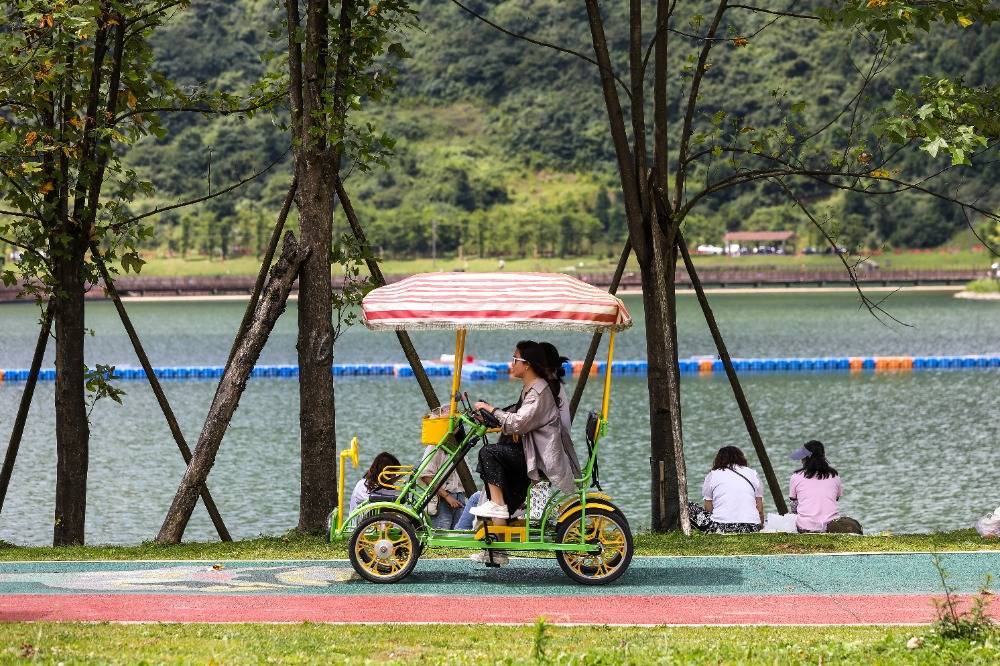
[{"x1": 4, "y1": 593, "x2": 998, "y2": 625}]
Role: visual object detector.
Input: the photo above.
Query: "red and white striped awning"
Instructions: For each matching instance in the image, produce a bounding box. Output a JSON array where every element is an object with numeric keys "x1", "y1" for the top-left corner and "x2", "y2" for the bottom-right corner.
[{"x1": 362, "y1": 272, "x2": 632, "y2": 332}]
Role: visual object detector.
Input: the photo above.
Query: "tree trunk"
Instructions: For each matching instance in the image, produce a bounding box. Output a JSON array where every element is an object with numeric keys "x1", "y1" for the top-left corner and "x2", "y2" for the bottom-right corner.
[
  {"x1": 295, "y1": 163, "x2": 337, "y2": 534},
  {"x1": 640, "y1": 237, "x2": 683, "y2": 533},
  {"x1": 52, "y1": 233, "x2": 88, "y2": 546},
  {"x1": 157, "y1": 233, "x2": 308, "y2": 543}
]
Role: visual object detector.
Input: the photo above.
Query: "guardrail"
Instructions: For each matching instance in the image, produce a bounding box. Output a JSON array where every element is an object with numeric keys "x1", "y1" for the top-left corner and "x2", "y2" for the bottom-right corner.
[{"x1": 0, "y1": 268, "x2": 984, "y2": 302}]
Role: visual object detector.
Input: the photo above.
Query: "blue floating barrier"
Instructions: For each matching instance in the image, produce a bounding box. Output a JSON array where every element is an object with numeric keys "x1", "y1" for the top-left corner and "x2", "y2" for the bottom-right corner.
[
  {"x1": 862, "y1": 358, "x2": 875, "y2": 370},
  {"x1": 712, "y1": 360, "x2": 724, "y2": 372},
  {"x1": 990, "y1": 357, "x2": 1000, "y2": 368},
  {"x1": 763, "y1": 359, "x2": 777, "y2": 371}
]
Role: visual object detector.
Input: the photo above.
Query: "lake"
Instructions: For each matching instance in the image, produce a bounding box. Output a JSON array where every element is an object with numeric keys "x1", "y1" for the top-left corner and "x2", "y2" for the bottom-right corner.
[{"x1": 1, "y1": 290, "x2": 997, "y2": 545}]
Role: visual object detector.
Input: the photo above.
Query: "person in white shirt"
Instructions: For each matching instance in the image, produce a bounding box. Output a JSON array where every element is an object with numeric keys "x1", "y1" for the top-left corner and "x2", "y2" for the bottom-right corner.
[{"x1": 688, "y1": 446, "x2": 765, "y2": 533}]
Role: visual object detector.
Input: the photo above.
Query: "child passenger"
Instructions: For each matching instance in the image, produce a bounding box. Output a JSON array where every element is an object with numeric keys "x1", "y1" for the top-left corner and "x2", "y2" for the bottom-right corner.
[{"x1": 349, "y1": 451, "x2": 401, "y2": 514}]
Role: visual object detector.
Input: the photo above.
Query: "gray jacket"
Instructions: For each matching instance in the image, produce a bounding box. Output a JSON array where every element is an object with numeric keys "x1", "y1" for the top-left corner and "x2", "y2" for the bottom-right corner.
[{"x1": 494, "y1": 379, "x2": 581, "y2": 495}]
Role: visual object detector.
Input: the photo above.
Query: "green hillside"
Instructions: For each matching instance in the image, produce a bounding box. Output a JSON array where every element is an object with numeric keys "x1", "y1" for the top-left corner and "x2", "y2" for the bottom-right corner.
[{"x1": 127, "y1": 1, "x2": 999, "y2": 261}]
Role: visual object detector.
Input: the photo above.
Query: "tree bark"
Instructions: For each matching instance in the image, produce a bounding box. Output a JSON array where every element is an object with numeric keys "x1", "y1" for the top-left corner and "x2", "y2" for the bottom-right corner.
[
  {"x1": 157, "y1": 233, "x2": 308, "y2": 543},
  {"x1": 52, "y1": 231, "x2": 89, "y2": 546},
  {"x1": 0, "y1": 301, "x2": 53, "y2": 516},
  {"x1": 295, "y1": 166, "x2": 337, "y2": 534},
  {"x1": 292, "y1": 0, "x2": 339, "y2": 535},
  {"x1": 90, "y1": 242, "x2": 232, "y2": 541},
  {"x1": 640, "y1": 229, "x2": 685, "y2": 533},
  {"x1": 585, "y1": 0, "x2": 686, "y2": 532}
]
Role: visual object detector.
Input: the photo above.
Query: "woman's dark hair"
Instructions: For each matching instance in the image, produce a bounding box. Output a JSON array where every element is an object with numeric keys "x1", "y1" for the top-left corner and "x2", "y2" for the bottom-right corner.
[
  {"x1": 539, "y1": 341, "x2": 570, "y2": 382},
  {"x1": 364, "y1": 451, "x2": 401, "y2": 492},
  {"x1": 798, "y1": 440, "x2": 838, "y2": 480},
  {"x1": 517, "y1": 340, "x2": 562, "y2": 405},
  {"x1": 712, "y1": 446, "x2": 748, "y2": 471}
]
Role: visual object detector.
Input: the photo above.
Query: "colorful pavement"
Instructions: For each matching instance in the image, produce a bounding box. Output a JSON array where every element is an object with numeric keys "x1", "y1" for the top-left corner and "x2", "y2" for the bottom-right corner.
[{"x1": 2, "y1": 552, "x2": 998, "y2": 625}]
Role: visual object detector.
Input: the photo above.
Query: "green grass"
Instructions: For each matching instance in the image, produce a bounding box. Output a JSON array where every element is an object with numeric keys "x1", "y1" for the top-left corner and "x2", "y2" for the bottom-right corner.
[
  {"x1": 0, "y1": 623, "x2": 996, "y2": 664},
  {"x1": 966, "y1": 278, "x2": 1000, "y2": 293},
  {"x1": 1, "y1": 529, "x2": 995, "y2": 562},
  {"x1": 129, "y1": 248, "x2": 991, "y2": 278}
]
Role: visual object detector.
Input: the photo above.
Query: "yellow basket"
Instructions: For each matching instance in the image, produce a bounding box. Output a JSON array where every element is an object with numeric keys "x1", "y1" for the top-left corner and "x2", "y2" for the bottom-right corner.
[{"x1": 420, "y1": 414, "x2": 452, "y2": 446}]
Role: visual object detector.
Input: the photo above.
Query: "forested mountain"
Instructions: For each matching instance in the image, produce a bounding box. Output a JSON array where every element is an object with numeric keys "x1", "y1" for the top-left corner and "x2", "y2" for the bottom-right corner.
[{"x1": 130, "y1": 1, "x2": 999, "y2": 260}]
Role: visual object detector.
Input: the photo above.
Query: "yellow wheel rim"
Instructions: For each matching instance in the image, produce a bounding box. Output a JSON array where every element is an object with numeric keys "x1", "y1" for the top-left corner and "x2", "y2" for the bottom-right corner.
[
  {"x1": 353, "y1": 519, "x2": 415, "y2": 579},
  {"x1": 561, "y1": 514, "x2": 628, "y2": 581}
]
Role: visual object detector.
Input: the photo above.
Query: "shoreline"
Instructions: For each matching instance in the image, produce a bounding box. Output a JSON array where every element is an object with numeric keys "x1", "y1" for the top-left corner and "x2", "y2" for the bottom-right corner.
[{"x1": 97, "y1": 284, "x2": 964, "y2": 303}]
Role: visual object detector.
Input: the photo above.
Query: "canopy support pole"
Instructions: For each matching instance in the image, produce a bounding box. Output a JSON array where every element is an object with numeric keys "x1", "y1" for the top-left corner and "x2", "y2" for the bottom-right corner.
[
  {"x1": 600, "y1": 331, "x2": 616, "y2": 421},
  {"x1": 449, "y1": 329, "x2": 467, "y2": 415}
]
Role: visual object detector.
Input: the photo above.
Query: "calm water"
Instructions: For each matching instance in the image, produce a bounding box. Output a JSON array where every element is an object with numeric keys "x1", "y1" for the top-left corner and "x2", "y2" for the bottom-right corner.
[{"x1": 0, "y1": 291, "x2": 997, "y2": 545}]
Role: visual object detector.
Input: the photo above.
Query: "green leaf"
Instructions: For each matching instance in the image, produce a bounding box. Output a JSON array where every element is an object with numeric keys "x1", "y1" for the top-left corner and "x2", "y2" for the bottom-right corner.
[{"x1": 922, "y1": 136, "x2": 949, "y2": 158}]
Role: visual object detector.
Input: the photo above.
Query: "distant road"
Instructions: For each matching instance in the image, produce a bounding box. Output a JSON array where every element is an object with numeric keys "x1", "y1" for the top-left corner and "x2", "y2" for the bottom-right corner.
[{"x1": 0, "y1": 269, "x2": 983, "y2": 302}]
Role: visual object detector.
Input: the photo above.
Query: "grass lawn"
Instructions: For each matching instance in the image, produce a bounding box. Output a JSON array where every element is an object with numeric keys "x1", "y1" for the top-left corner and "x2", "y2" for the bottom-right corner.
[
  {"x1": 966, "y1": 278, "x2": 1000, "y2": 293},
  {"x1": 130, "y1": 248, "x2": 992, "y2": 278},
  {"x1": 1, "y1": 529, "x2": 996, "y2": 562},
  {"x1": 0, "y1": 623, "x2": 996, "y2": 664}
]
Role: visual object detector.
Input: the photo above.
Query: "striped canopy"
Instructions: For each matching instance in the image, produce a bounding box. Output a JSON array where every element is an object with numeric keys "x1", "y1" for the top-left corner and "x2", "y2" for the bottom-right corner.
[{"x1": 362, "y1": 272, "x2": 632, "y2": 332}]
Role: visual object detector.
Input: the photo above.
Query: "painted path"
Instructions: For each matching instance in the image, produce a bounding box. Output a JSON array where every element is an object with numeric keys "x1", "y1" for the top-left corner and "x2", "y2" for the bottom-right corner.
[{"x1": 2, "y1": 552, "x2": 998, "y2": 625}]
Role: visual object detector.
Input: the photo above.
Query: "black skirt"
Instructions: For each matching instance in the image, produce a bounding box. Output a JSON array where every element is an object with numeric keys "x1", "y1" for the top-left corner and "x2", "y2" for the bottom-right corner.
[{"x1": 476, "y1": 440, "x2": 530, "y2": 514}]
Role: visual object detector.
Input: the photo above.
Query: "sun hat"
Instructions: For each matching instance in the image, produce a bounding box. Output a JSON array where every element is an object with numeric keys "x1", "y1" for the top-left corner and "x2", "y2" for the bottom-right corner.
[{"x1": 789, "y1": 439, "x2": 825, "y2": 461}]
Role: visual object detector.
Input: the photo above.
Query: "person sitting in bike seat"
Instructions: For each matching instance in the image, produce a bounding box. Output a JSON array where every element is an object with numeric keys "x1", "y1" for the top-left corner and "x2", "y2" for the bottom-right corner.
[
  {"x1": 350, "y1": 451, "x2": 401, "y2": 514},
  {"x1": 472, "y1": 340, "x2": 581, "y2": 526}
]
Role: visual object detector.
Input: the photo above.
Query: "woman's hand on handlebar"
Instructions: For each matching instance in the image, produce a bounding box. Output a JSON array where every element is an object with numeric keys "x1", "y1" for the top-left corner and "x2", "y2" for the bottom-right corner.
[{"x1": 474, "y1": 401, "x2": 492, "y2": 412}]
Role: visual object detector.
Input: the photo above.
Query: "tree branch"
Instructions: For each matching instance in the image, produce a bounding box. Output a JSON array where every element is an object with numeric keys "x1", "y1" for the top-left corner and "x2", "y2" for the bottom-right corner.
[
  {"x1": 122, "y1": 148, "x2": 290, "y2": 226},
  {"x1": 113, "y1": 90, "x2": 287, "y2": 124},
  {"x1": 772, "y1": 176, "x2": 911, "y2": 326},
  {"x1": 729, "y1": 3, "x2": 819, "y2": 20},
  {"x1": 447, "y1": 0, "x2": 632, "y2": 100},
  {"x1": 673, "y1": 0, "x2": 729, "y2": 210}
]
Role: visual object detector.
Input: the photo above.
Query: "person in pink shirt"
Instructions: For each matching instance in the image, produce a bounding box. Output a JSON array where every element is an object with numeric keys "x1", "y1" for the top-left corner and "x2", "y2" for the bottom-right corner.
[{"x1": 788, "y1": 440, "x2": 843, "y2": 533}]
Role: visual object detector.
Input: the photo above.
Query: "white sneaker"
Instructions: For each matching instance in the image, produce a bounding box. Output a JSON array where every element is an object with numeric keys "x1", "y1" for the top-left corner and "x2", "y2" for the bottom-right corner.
[
  {"x1": 470, "y1": 551, "x2": 509, "y2": 566},
  {"x1": 469, "y1": 500, "x2": 509, "y2": 519}
]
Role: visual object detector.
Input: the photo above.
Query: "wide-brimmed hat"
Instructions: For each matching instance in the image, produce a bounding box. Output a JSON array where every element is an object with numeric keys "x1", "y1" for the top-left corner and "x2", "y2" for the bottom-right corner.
[{"x1": 790, "y1": 439, "x2": 825, "y2": 461}]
